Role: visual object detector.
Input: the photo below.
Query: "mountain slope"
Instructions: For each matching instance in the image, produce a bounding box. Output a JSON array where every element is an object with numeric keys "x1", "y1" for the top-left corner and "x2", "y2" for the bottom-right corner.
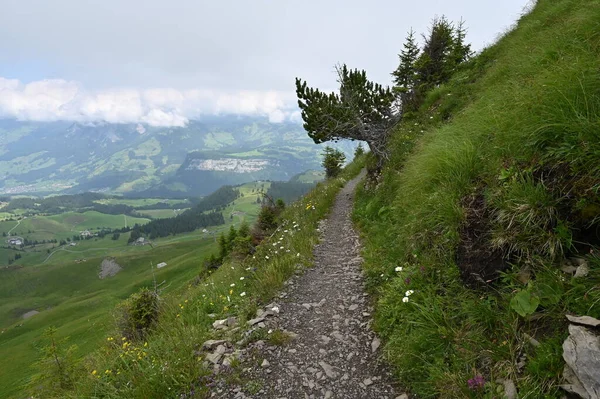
[
  {"x1": 0, "y1": 116, "x2": 355, "y2": 196},
  {"x1": 354, "y1": 0, "x2": 600, "y2": 397}
]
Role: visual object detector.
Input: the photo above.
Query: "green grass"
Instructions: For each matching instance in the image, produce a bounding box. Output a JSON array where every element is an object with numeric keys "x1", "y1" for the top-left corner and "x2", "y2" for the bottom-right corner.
[
  {"x1": 1, "y1": 212, "x2": 153, "y2": 267},
  {"x1": 0, "y1": 180, "x2": 274, "y2": 398},
  {"x1": 353, "y1": 0, "x2": 600, "y2": 397},
  {"x1": 17, "y1": 158, "x2": 365, "y2": 399},
  {"x1": 0, "y1": 236, "x2": 219, "y2": 398}
]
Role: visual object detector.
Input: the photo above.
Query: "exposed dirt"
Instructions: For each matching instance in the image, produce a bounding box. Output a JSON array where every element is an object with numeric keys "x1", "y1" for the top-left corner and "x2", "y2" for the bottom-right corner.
[
  {"x1": 456, "y1": 191, "x2": 508, "y2": 287},
  {"x1": 22, "y1": 310, "x2": 39, "y2": 319},
  {"x1": 99, "y1": 258, "x2": 122, "y2": 279},
  {"x1": 211, "y1": 171, "x2": 402, "y2": 399}
]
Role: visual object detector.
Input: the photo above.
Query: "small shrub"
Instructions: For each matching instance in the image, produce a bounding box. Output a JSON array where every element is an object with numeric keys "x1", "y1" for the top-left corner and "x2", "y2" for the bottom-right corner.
[
  {"x1": 354, "y1": 143, "x2": 365, "y2": 159},
  {"x1": 117, "y1": 288, "x2": 160, "y2": 340},
  {"x1": 322, "y1": 146, "x2": 346, "y2": 178},
  {"x1": 28, "y1": 327, "x2": 79, "y2": 396}
]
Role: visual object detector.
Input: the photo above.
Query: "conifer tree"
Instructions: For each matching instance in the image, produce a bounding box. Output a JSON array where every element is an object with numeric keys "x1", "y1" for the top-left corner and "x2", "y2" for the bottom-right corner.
[
  {"x1": 322, "y1": 146, "x2": 346, "y2": 178},
  {"x1": 392, "y1": 29, "x2": 420, "y2": 113},
  {"x1": 449, "y1": 19, "x2": 472, "y2": 67},
  {"x1": 218, "y1": 233, "x2": 228, "y2": 259},
  {"x1": 227, "y1": 225, "x2": 237, "y2": 251}
]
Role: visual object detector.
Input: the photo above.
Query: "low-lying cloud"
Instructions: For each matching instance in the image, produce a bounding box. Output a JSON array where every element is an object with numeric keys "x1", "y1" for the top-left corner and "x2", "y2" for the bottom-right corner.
[{"x1": 0, "y1": 77, "x2": 299, "y2": 126}]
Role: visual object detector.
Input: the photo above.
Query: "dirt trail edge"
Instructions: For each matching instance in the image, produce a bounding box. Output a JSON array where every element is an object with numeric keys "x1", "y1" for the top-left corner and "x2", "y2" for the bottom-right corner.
[{"x1": 212, "y1": 171, "x2": 403, "y2": 399}]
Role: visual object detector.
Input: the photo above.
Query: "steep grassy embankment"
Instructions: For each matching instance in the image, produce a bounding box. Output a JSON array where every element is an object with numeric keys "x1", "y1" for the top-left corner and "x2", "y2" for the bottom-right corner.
[{"x1": 354, "y1": 0, "x2": 600, "y2": 397}]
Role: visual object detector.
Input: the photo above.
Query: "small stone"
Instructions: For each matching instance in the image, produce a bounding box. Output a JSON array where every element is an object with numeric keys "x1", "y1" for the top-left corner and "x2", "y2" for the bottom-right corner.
[
  {"x1": 302, "y1": 303, "x2": 312, "y2": 310},
  {"x1": 575, "y1": 263, "x2": 590, "y2": 278},
  {"x1": 396, "y1": 395, "x2": 409, "y2": 399},
  {"x1": 503, "y1": 379, "x2": 517, "y2": 399},
  {"x1": 205, "y1": 352, "x2": 223, "y2": 364},
  {"x1": 201, "y1": 339, "x2": 227, "y2": 351},
  {"x1": 321, "y1": 335, "x2": 331, "y2": 345},
  {"x1": 212, "y1": 319, "x2": 228, "y2": 330},
  {"x1": 566, "y1": 314, "x2": 600, "y2": 327},
  {"x1": 561, "y1": 265, "x2": 578, "y2": 274},
  {"x1": 363, "y1": 378, "x2": 373, "y2": 386},
  {"x1": 318, "y1": 361, "x2": 338, "y2": 379},
  {"x1": 261, "y1": 359, "x2": 270, "y2": 368},
  {"x1": 523, "y1": 333, "x2": 540, "y2": 347},
  {"x1": 247, "y1": 316, "x2": 266, "y2": 326},
  {"x1": 371, "y1": 337, "x2": 381, "y2": 352},
  {"x1": 332, "y1": 331, "x2": 345, "y2": 341},
  {"x1": 324, "y1": 391, "x2": 333, "y2": 399},
  {"x1": 226, "y1": 317, "x2": 238, "y2": 327},
  {"x1": 348, "y1": 304, "x2": 359, "y2": 311}
]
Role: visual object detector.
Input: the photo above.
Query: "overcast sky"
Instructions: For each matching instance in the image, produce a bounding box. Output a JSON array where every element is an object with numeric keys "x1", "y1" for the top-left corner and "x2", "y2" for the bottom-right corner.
[{"x1": 0, "y1": 0, "x2": 532, "y2": 126}]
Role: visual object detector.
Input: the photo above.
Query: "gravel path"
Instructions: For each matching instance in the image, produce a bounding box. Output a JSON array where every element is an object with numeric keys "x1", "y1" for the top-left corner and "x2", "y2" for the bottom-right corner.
[{"x1": 212, "y1": 171, "x2": 402, "y2": 399}]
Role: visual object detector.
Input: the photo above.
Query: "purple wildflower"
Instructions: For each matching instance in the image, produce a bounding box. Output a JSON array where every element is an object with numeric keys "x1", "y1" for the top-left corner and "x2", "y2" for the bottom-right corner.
[
  {"x1": 404, "y1": 277, "x2": 411, "y2": 285},
  {"x1": 467, "y1": 375, "x2": 485, "y2": 390}
]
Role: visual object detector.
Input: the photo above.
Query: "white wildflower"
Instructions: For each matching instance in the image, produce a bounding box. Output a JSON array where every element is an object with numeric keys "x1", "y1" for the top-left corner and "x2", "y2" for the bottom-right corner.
[
  {"x1": 265, "y1": 255, "x2": 270, "y2": 260},
  {"x1": 405, "y1": 290, "x2": 414, "y2": 296},
  {"x1": 230, "y1": 283, "x2": 235, "y2": 287},
  {"x1": 402, "y1": 297, "x2": 409, "y2": 303},
  {"x1": 240, "y1": 292, "x2": 246, "y2": 297},
  {"x1": 395, "y1": 267, "x2": 403, "y2": 272},
  {"x1": 240, "y1": 277, "x2": 245, "y2": 280},
  {"x1": 280, "y1": 246, "x2": 284, "y2": 249}
]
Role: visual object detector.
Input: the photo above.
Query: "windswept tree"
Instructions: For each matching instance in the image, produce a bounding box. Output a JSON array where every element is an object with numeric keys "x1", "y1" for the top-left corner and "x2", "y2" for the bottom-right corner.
[{"x1": 296, "y1": 64, "x2": 397, "y2": 161}]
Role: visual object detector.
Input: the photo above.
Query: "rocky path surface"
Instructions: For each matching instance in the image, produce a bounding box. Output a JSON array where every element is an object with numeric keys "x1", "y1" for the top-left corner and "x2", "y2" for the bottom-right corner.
[{"x1": 212, "y1": 172, "x2": 403, "y2": 399}]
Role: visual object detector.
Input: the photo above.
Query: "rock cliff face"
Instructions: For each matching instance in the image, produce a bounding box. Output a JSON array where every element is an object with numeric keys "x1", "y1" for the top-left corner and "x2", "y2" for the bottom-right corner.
[{"x1": 185, "y1": 158, "x2": 274, "y2": 173}]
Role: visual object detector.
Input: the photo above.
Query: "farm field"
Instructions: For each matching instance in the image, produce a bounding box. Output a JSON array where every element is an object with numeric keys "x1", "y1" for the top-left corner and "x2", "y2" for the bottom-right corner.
[
  {"x1": 137, "y1": 208, "x2": 188, "y2": 219},
  {"x1": 0, "y1": 182, "x2": 268, "y2": 398},
  {"x1": 93, "y1": 198, "x2": 189, "y2": 207}
]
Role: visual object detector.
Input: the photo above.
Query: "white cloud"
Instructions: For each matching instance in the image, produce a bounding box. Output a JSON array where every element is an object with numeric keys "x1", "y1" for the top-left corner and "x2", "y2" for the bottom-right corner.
[{"x1": 0, "y1": 77, "x2": 299, "y2": 126}]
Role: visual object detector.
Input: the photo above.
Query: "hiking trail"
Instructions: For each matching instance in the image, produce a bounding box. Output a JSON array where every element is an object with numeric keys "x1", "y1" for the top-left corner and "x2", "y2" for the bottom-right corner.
[{"x1": 211, "y1": 172, "x2": 405, "y2": 399}]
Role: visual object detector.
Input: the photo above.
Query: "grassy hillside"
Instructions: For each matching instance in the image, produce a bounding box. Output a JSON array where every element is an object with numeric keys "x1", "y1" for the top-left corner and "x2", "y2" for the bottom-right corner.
[
  {"x1": 353, "y1": 0, "x2": 600, "y2": 397},
  {"x1": 12, "y1": 158, "x2": 364, "y2": 398},
  {"x1": 0, "y1": 182, "x2": 271, "y2": 398}
]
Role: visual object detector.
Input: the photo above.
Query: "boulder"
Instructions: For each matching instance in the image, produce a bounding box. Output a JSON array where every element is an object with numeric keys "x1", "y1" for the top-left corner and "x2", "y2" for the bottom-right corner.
[{"x1": 562, "y1": 324, "x2": 600, "y2": 398}]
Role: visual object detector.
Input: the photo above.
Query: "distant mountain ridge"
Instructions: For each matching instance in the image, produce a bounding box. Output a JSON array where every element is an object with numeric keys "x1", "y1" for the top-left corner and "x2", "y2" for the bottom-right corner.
[{"x1": 0, "y1": 116, "x2": 356, "y2": 197}]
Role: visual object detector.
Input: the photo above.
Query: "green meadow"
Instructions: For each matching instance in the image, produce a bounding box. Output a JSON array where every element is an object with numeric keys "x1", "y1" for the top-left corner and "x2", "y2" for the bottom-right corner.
[{"x1": 0, "y1": 183, "x2": 268, "y2": 398}]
